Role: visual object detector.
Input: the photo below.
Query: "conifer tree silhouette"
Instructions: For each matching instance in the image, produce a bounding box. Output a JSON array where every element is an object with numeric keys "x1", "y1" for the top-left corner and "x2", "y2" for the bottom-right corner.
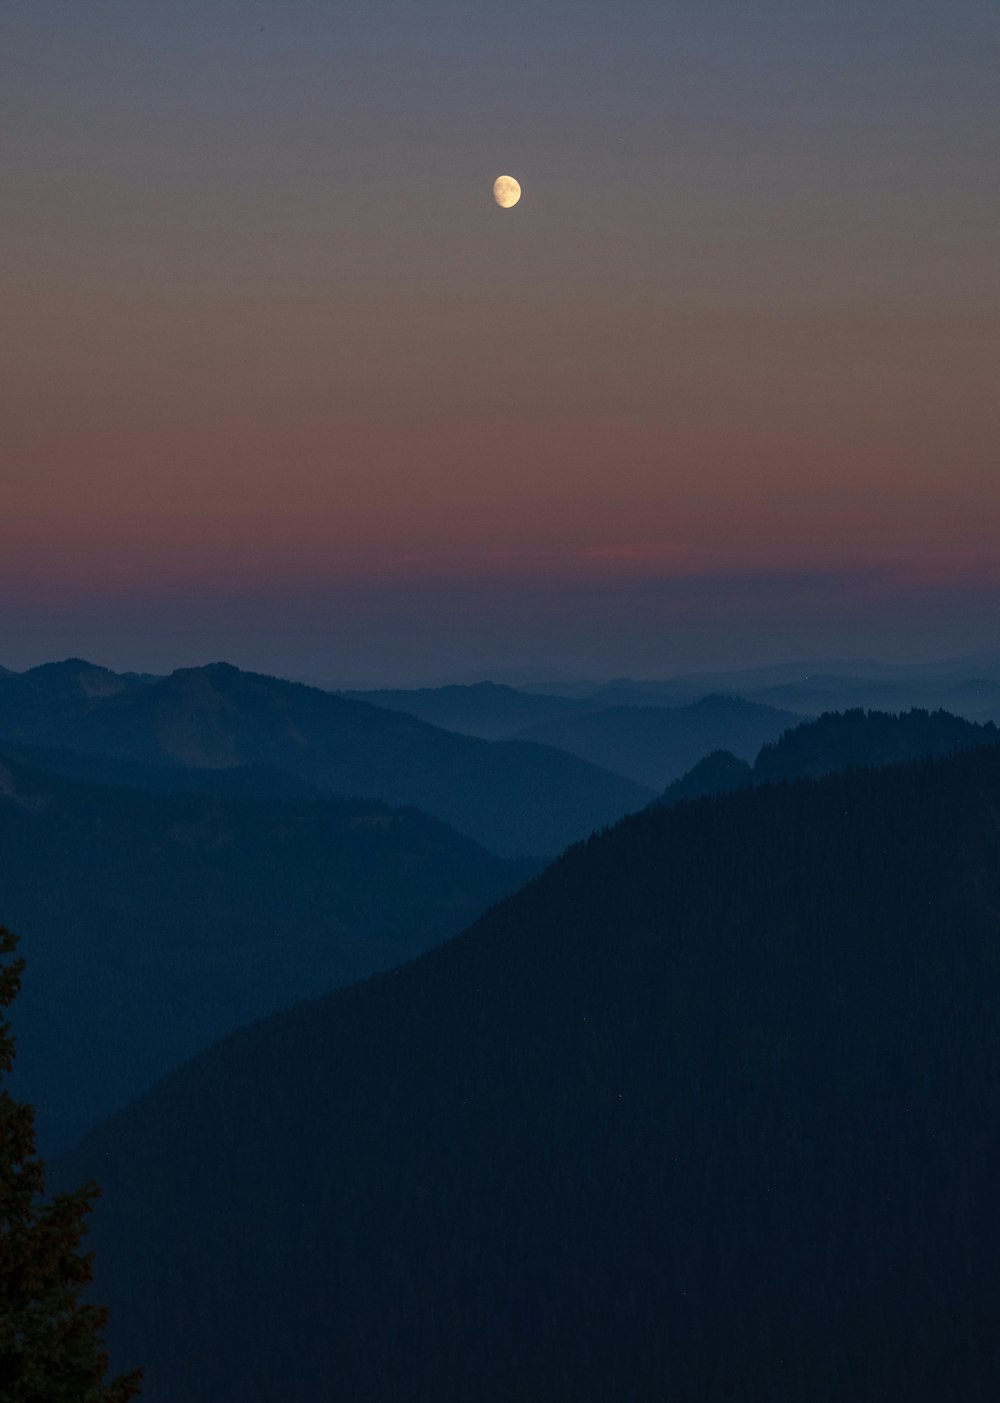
[{"x1": 0, "y1": 926, "x2": 142, "y2": 1401}]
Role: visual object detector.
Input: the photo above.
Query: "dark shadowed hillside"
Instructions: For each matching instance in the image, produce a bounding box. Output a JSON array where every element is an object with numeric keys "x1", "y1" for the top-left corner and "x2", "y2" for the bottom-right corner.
[
  {"x1": 0, "y1": 661, "x2": 650, "y2": 857},
  {"x1": 514, "y1": 693, "x2": 802, "y2": 787},
  {"x1": 2, "y1": 742, "x2": 327, "y2": 800},
  {"x1": 62, "y1": 749, "x2": 1000, "y2": 1403},
  {"x1": 0, "y1": 754, "x2": 532, "y2": 1152}
]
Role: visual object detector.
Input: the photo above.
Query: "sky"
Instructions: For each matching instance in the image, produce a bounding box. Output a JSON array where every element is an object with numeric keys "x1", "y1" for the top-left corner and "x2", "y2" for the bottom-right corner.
[{"x1": 3, "y1": 0, "x2": 998, "y2": 682}]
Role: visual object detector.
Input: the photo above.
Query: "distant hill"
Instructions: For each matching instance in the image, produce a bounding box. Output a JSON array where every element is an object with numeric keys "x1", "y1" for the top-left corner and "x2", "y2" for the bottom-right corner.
[
  {"x1": 581, "y1": 680, "x2": 701, "y2": 708},
  {"x1": 657, "y1": 748, "x2": 752, "y2": 805},
  {"x1": 61, "y1": 748, "x2": 1000, "y2": 1402},
  {"x1": 341, "y1": 681, "x2": 584, "y2": 740},
  {"x1": 513, "y1": 693, "x2": 802, "y2": 788},
  {"x1": 0, "y1": 753, "x2": 533, "y2": 1153},
  {"x1": 0, "y1": 661, "x2": 650, "y2": 857},
  {"x1": 655, "y1": 707, "x2": 1000, "y2": 806},
  {"x1": 0, "y1": 657, "x2": 144, "y2": 739},
  {"x1": 741, "y1": 674, "x2": 1000, "y2": 721},
  {"x1": 430, "y1": 666, "x2": 603, "y2": 695},
  {"x1": 665, "y1": 650, "x2": 1000, "y2": 690},
  {"x1": 341, "y1": 679, "x2": 711, "y2": 741},
  {"x1": 337, "y1": 668, "x2": 1000, "y2": 754}
]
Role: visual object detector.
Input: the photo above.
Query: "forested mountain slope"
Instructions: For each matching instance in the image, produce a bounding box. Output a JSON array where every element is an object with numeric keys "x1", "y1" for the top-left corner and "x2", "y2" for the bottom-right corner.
[
  {"x1": 62, "y1": 748, "x2": 1000, "y2": 1403},
  {"x1": 754, "y1": 705, "x2": 999, "y2": 781},
  {"x1": 655, "y1": 707, "x2": 1000, "y2": 806}
]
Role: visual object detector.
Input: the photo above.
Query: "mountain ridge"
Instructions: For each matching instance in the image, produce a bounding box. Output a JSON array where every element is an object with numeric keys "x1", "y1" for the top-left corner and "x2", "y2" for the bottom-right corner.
[
  {"x1": 59, "y1": 745, "x2": 1000, "y2": 1402},
  {"x1": 0, "y1": 660, "x2": 650, "y2": 857},
  {"x1": 512, "y1": 692, "x2": 803, "y2": 787},
  {"x1": 654, "y1": 706, "x2": 1000, "y2": 807}
]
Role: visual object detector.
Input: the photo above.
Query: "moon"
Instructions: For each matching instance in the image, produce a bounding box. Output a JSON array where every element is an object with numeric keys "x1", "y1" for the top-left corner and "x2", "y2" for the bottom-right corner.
[{"x1": 493, "y1": 175, "x2": 521, "y2": 209}]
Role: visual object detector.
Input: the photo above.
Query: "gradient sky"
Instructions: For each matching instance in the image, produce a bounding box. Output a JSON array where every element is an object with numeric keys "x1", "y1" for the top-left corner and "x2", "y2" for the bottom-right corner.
[{"x1": 3, "y1": 0, "x2": 998, "y2": 681}]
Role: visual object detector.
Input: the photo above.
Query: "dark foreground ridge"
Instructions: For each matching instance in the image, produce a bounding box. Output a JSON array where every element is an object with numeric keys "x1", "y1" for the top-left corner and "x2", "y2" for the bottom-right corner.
[{"x1": 60, "y1": 746, "x2": 1000, "y2": 1402}]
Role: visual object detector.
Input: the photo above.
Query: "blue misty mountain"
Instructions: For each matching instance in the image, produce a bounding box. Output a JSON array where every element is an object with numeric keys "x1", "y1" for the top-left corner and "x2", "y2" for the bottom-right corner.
[
  {"x1": 341, "y1": 680, "x2": 589, "y2": 740},
  {"x1": 738, "y1": 674, "x2": 1000, "y2": 721},
  {"x1": 661, "y1": 650, "x2": 1000, "y2": 690},
  {"x1": 578, "y1": 667, "x2": 1000, "y2": 722},
  {"x1": 59, "y1": 745, "x2": 1000, "y2": 1403},
  {"x1": 391, "y1": 653, "x2": 1000, "y2": 723},
  {"x1": 511, "y1": 694, "x2": 803, "y2": 788},
  {"x1": 0, "y1": 660, "x2": 650, "y2": 857},
  {"x1": 0, "y1": 750, "x2": 534, "y2": 1153}
]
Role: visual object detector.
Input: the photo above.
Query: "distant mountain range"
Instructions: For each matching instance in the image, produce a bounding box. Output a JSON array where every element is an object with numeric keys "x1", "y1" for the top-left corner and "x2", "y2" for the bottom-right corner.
[
  {"x1": 511, "y1": 693, "x2": 803, "y2": 788},
  {"x1": 0, "y1": 660, "x2": 650, "y2": 857},
  {"x1": 344, "y1": 685, "x2": 801, "y2": 786},
  {"x1": 407, "y1": 650, "x2": 1000, "y2": 696},
  {"x1": 650, "y1": 648, "x2": 1000, "y2": 690},
  {"x1": 738, "y1": 674, "x2": 1000, "y2": 722},
  {"x1": 339, "y1": 653, "x2": 1000, "y2": 773},
  {"x1": 1, "y1": 751, "x2": 533, "y2": 1153},
  {"x1": 342, "y1": 680, "x2": 585, "y2": 740},
  {"x1": 61, "y1": 744, "x2": 1000, "y2": 1402},
  {"x1": 597, "y1": 659, "x2": 1000, "y2": 722},
  {"x1": 656, "y1": 707, "x2": 1000, "y2": 806}
]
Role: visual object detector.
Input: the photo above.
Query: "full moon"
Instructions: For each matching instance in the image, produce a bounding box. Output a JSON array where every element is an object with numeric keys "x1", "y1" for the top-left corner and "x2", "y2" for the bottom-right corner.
[{"x1": 493, "y1": 175, "x2": 521, "y2": 208}]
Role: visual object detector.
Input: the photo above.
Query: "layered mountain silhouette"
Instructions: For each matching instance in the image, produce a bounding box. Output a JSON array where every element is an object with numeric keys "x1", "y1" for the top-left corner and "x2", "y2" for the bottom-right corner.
[
  {"x1": 0, "y1": 661, "x2": 650, "y2": 856},
  {"x1": 0, "y1": 753, "x2": 532, "y2": 1152},
  {"x1": 344, "y1": 679, "x2": 707, "y2": 740},
  {"x1": 341, "y1": 681, "x2": 587, "y2": 740},
  {"x1": 61, "y1": 746, "x2": 1000, "y2": 1402},
  {"x1": 512, "y1": 693, "x2": 802, "y2": 788},
  {"x1": 640, "y1": 649, "x2": 1000, "y2": 694},
  {"x1": 741, "y1": 674, "x2": 1000, "y2": 721},
  {"x1": 655, "y1": 707, "x2": 1000, "y2": 806}
]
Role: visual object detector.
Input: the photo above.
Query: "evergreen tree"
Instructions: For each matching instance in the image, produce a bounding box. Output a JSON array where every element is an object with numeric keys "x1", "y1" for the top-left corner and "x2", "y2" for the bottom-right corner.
[{"x1": 0, "y1": 926, "x2": 141, "y2": 1401}]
